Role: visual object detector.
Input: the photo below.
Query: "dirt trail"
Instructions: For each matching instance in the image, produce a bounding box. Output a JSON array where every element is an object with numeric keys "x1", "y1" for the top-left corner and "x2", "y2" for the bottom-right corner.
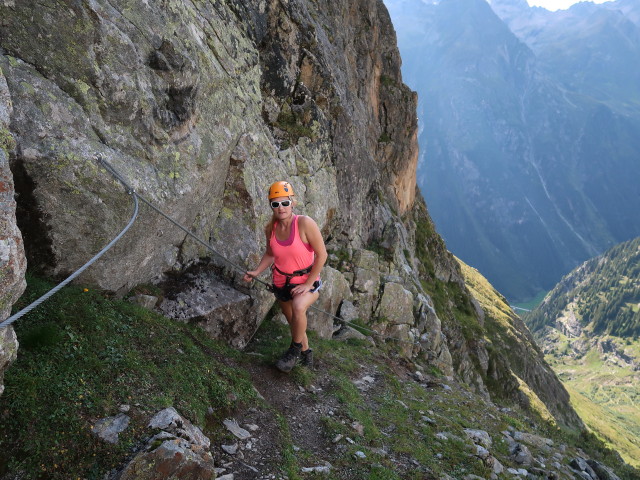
[{"x1": 211, "y1": 359, "x2": 344, "y2": 479}]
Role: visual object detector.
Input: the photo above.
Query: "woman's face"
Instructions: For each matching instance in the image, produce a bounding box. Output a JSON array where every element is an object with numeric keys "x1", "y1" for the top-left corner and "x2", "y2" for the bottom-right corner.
[{"x1": 270, "y1": 196, "x2": 293, "y2": 219}]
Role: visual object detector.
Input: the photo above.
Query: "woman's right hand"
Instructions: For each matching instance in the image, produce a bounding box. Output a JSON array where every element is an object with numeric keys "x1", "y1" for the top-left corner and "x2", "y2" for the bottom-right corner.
[{"x1": 243, "y1": 270, "x2": 258, "y2": 283}]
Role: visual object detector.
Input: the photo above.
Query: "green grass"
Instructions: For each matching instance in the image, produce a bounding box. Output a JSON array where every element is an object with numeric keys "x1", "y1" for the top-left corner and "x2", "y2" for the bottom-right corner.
[{"x1": 0, "y1": 275, "x2": 258, "y2": 479}]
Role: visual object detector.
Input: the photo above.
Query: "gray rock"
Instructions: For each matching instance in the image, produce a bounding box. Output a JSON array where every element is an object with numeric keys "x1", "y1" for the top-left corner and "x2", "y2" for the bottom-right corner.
[
  {"x1": 507, "y1": 468, "x2": 529, "y2": 476},
  {"x1": 223, "y1": 418, "x2": 251, "y2": 440},
  {"x1": 375, "y1": 282, "x2": 414, "y2": 326},
  {"x1": 570, "y1": 458, "x2": 599, "y2": 480},
  {"x1": 302, "y1": 465, "x2": 331, "y2": 474},
  {"x1": 352, "y1": 249, "x2": 381, "y2": 318},
  {"x1": 119, "y1": 438, "x2": 216, "y2": 479},
  {"x1": 586, "y1": 460, "x2": 621, "y2": 480},
  {"x1": 0, "y1": 67, "x2": 25, "y2": 397},
  {"x1": 573, "y1": 471, "x2": 596, "y2": 480},
  {"x1": 487, "y1": 456, "x2": 504, "y2": 475},
  {"x1": 475, "y1": 444, "x2": 491, "y2": 460},
  {"x1": 513, "y1": 431, "x2": 554, "y2": 449},
  {"x1": 333, "y1": 325, "x2": 371, "y2": 343},
  {"x1": 92, "y1": 413, "x2": 130, "y2": 444},
  {"x1": 221, "y1": 443, "x2": 239, "y2": 455},
  {"x1": 307, "y1": 266, "x2": 352, "y2": 339},
  {"x1": 511, "y1": 443, "x2": 534, "y2": 466},
  {"x1": 464, "y1": 428, "x2": 493, "y2": 448},
  {"x1": 159, "y1": 269, "x2": 253, "y2": 349},
  {"x1": 0, "y1": 327, "x2": 18, "y2": 397},
  {"x1": 338, "y1": 300, "x2": 359, "y2": 323},
  {"x1": 128, "y1": 294, "x2": 158, "y2": 310},
  {"x1": 416, "y1": 294, "x2": 454, "y2": 376},
  {"x1": 148, "y1": 407, "x2": 210, "y2": 449}
]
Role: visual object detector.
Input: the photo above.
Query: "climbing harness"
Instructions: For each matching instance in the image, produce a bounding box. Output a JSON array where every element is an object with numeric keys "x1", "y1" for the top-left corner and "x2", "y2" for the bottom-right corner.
[
  {"x1": 268, "y1": 263, "x2": 315, "y2": 301},
  {"x1": 1, "y1": 154, "x2": 420, "y2": 347}
]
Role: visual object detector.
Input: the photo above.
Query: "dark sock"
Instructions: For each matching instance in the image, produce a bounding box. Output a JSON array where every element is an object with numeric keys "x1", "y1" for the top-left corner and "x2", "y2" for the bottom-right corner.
[
  {"x1": 301, "y1": 348, "x2": 312, "y2": 354},
  {"x1": 292, "y1": 341, "x2": 303, "y2": 349}
]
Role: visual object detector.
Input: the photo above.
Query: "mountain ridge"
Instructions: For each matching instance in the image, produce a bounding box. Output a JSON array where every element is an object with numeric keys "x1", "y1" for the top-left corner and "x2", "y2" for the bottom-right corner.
[{"x1": 385, "y1": 0, "x2": 640, "y2": 302}]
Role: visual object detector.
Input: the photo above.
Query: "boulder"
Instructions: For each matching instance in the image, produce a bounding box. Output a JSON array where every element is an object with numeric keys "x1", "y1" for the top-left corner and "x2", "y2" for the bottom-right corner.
[
  {"x1": 375, "y1": 282, "x2": 414, "y2": 326},
  {"x1": 570, "y1": 457, "x2": 599, "y2": 480},
  {"x1": 129, "y1": 294, "x2": 159, "y2": 310},
  {"x1": 120, "y1": 407, "x2": 214, "y2": 478},
  {"x1": 586, "y1": 460, "x2": 621, "y2": 480},
  {"x1": 333, "y1": 325, "x2": 373, "y2": 344},
  {"x1": 486, "y1": 456, "x2": 504, "y2": 475},
  {"x1": 148, "y1": 407, "x2": 210, "y2": 449},
  {"x1": 0, "y1": 327, "x2": 19, "y2": 396},
  {"x1": 307, "y1": 266, "x2": 352, "y2": 339},
  {"x1": 92, "y1": 413, "x2": 130, "y2": 444},
  {"x1": 379, "y1": 323, "x2": 416, "y2": 357},
  {"x1": 0, "y1": 67, "x2": 25, "y2": 397},
  {"x1": 513, "y1": 431, "x2": 553, "y2": 449},
  {"x1": 338, "y1": 300, "x2": 359, "y2": 324},
  {"x1": 118, "y1": 438, "x2": 216, "y2": 480},
  {"x1": 352, "y1": 249, "x2": 381, "y2": 319},
  {"x1": 158, "y1": 268, "x2": 253, "y2": 349},
  {"x1": 463, "y1": 428, "x2": 493, "y2": 448},
  {"x1": 415, "y1": 294, "x2": 454, "y2": 376},
  {"x1": 511, "y1": 443, "x2": 534, "y2": 466}
]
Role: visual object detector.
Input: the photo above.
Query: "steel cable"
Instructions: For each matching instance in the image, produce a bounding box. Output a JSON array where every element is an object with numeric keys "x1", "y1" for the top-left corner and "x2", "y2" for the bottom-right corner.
[
  {"x1": 0, "y1": 190, "x2": 139, "y2": 329},
  {"x1": 97, "y1": 157, "x2": 419, "y2": 346}
]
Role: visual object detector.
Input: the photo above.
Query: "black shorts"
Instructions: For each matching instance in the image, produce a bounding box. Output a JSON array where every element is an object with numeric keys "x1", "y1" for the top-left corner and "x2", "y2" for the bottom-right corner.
[{"x1": 271, "y1": 280, "x2": 322, "y2": 302}]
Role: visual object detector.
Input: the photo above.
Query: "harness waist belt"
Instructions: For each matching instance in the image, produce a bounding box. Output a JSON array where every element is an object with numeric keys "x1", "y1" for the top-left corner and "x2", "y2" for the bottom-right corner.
[{"x1": 272, "y1": 263, "x2": 314, "y2": 286}]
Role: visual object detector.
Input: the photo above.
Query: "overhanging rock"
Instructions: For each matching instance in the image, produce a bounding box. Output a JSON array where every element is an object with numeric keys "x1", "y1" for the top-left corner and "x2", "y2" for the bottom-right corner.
[{"x1": 158, "y1": 268, "x2": 254, "y2": 349}]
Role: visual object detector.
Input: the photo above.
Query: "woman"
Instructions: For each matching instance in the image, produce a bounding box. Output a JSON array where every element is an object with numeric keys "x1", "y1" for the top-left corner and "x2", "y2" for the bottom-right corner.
[{"x1": 243, "y1": 181, "x2": 327, "y2": 372}]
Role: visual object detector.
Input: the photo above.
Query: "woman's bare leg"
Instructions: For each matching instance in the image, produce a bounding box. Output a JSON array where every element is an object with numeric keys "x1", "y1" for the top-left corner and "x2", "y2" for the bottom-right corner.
[
  {"x1": 290, "y1": 290, "x2": 319, "y2": 351},
  {"x1": 278, "y1": 290, "x2": 319, "y2": 351}
]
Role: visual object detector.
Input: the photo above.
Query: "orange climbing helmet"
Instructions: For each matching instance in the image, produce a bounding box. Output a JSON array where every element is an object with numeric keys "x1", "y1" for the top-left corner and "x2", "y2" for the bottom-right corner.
[{"x1": 268, "y1": 181, "x2": 294, "y2": 200}]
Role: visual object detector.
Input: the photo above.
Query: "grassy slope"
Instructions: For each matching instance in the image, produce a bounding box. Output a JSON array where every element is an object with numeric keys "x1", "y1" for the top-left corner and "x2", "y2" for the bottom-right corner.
[
  {"x1": 544, "y1": 338, "x2": 640, "y2": 468},
  {"x1": 461, "y1": 257, "x2": 640, "y2": 468},
  {"x1": 1, "y1": 276, "x2": 638, "y2": 479},
  {"x1": 0, "y1": 276, "x2": 259, "y2": 478},
  {"x1": 456, "y1": 259, "x2": 557, "y2": 424}
]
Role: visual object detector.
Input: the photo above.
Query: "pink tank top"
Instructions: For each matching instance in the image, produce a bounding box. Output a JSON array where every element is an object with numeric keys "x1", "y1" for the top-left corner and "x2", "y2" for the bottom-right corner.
[{"x1": 270, "y1": 215, "x2": 316, "y2": 288}]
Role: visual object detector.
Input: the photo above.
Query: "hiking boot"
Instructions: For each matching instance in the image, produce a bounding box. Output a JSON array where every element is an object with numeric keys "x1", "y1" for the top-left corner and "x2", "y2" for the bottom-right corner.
[
  {"x1": 275, "y1": 343, "x2": 302, "y2": 372},
  {"x1": 301, "y1": 348, "x2": 314, "y2": 369}
]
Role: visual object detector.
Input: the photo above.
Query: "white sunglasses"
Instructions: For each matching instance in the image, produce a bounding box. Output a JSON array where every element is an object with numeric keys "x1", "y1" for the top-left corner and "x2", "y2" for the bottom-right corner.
[{"x1": 270, "y1": 200, "x2": 292, "y2": 208}]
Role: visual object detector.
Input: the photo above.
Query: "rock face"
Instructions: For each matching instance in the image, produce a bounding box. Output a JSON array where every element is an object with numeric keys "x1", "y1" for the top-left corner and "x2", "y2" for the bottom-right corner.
[
  {"x1": 0, "y1": 0, "x2": 415, "y2": 294},
  {"x1": 0, "y1": 65, "x2": 25, "y2": 396}
]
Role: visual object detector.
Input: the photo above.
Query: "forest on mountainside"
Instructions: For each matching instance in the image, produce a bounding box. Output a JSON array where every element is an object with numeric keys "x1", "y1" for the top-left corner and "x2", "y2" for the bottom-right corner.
[{"x1": 527, "y1": 236, "x2": 640, "y2": 339}]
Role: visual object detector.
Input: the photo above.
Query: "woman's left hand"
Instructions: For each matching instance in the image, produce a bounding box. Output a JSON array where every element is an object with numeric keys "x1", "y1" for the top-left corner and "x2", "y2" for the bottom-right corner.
[{"x1": 291, "y1": 282, "x2": 315, "y2": 297}]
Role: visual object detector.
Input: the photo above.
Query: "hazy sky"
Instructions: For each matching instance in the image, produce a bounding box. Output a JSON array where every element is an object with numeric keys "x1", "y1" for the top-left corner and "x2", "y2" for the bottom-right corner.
[{"x1": 527, "y1": 0, "x2": 613, "y2": 11}]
